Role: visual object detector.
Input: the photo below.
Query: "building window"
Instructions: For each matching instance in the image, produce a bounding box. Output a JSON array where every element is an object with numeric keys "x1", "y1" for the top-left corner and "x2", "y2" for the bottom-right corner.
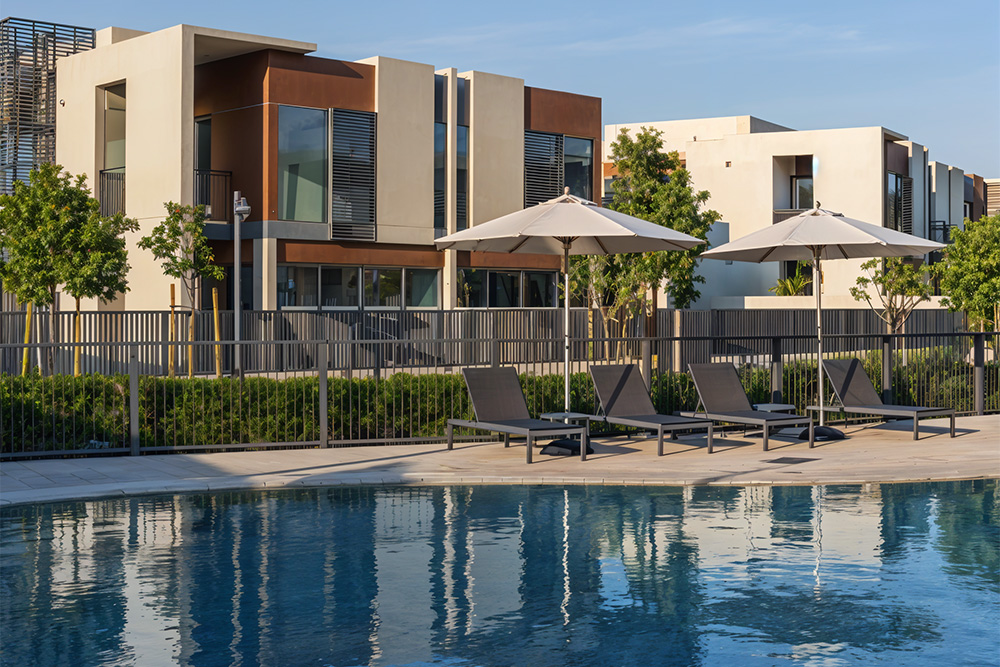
[
  {"x1": 434, "y1": 122, "x2": 446, "y2": 236},
  {"x1": 792, "y1": 176, "x2": 813, "y2": 209},
  {"x1": 457, "y1": 269, "x2": 558, "y2": 308},
  {"x1": 433, "y1": 76, "x2": 469, "y2": 235},
  {"x1": 525, "y1": 130, "x2": 564, "y2": 207},
  {"x1": 406, "y1": 269, "x2": 439, "y2": 308},
  {"x1": 277, "y1": 265, "x2": 319, "y2": 308},
  {"x1": 104, "y1": 83, "x2": 126, "y2": 170},
  {"x1": 563, "y1": 137, "x2": 593, "y2": 201},
  {"x1": 331, "y1": 109, "x2": 377, "y2": 240},
  {"x1": 364, "y1": 268, "x2": 403, "y2": 308},
  {"x1": 278, "y1": 106, "x2": 327, "y2": 223},
  {"x1": 886, "y1": 172, "x2": 912, "y2": 232},
  {"x1": 320, "y1": 266, "x2": 360, "y2": 308}
]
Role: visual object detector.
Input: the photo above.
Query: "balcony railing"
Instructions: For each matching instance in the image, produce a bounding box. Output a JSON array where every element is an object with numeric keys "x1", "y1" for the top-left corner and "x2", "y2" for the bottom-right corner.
[
  {"x1": 99, "y1": 168, "x2": 125, "y2": 217},
  {"x1": 194, "y1": 169, "x2": 232, "y2": 223},
  {"x1": 773, "y1": 209, "x2": 808, "y2": 225}
]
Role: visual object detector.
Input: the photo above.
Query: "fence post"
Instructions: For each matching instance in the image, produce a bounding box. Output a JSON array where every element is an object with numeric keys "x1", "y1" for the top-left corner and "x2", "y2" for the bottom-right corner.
[
  {"x1": 318, "y1": 343, "x2": 329, "y2": 447},
  {"x1": 881, "y1": 335, "x2": 892, "y2": 404},
  {"x1": 974, "y1": 333, "x2": 985, "y2": 416},
  {"x1": 641, "y1": 338, "x2": 652, "y2": 391},
  {"x1": 491, "y1": 336, "x2": 501, "y2": 368},
  {"x1": 129, "y1": 345, "x2": 140, "y2": 456},
  {"x1": 770, "y1": 337, "x2": 783, "y2": 403}
]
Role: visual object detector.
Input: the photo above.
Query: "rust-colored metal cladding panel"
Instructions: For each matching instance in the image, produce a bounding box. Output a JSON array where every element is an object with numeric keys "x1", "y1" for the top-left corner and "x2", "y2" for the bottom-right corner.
[
  {"x1": 213, "y1": 107, "x2": 264, "y2": 222},
  {"x1": 279, "y1": 241, "x2": 445, "y2": 268},
  {"x1": 265, "y1": 51, "x2": 375, "y2": 111},
  {"x1": 525, "y1": 86, "x2": 602, "y2": 203},
  {"x1": 209, "y1": 240, "x2": 254, "y2": 265},
  {"x1": 194, "y1": 51, "x2": 268, "y2": 116},
  {"x1": 461, "y1": 251, "x2": 561, "y2": 270}
]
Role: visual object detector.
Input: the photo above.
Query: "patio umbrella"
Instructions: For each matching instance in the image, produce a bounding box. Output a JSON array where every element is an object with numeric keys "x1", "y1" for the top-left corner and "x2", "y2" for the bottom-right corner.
[
  {"x1": 435, "y1": 188, "x2": 705, "y2": 413},
  {"x1": 700, "y1": 206, "x2": 945, "y2": 438}
]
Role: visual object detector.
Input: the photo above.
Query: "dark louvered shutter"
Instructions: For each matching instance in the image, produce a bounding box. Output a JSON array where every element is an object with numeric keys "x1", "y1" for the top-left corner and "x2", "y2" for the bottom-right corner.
[
  {"x1": 524, "y1": 130, "x2": 563, "y2": 207},
  {"x1": 331, "y1": 109, "x2": 377, "y2": 240},
  {"x1": 901, "y1": 176, "x2": 913, "y2": 235}
]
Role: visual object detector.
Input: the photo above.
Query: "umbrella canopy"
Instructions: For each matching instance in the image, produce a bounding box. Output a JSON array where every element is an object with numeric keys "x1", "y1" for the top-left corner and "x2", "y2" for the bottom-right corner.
[
  {"x1": 700, "y1": 207, "x2": 944, "y2": 262},
  {"x1": 436, "y1": 189, "x2": 705, "y2": 413},
  {"x1": 701, "y1": 206, "x2": 945, "y2": 437},
  {"x1": 435, "y1": 190, "x2": 704, "y2": 255}
]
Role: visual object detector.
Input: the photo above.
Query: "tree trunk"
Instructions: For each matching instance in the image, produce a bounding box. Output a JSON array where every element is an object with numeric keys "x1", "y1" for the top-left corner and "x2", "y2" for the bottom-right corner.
[
  {"x1": 74, "y1": 297, "x2": 82, "y2": 377},
  {"x1": 21, "y1": 302, "x2": 33, "y2": 376},
  {"x1": 47, "y1": 285, "x2": 57, "y2": 374}
]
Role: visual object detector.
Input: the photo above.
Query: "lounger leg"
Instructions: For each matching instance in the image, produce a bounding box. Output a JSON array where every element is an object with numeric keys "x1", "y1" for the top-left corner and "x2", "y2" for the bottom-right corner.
[
  {"x1": 526, "y1": 435, "x2": 533, "y2": 464},
  {"x1": 504, "y1": 433, "x2": 510, "y2": 448},
  {"x1": 658, "y1": 427, "x2": 665, "y2": 456},
  {"x1": 808, "y1": 420, "x2": 815, "y2": 448},
  {"x1": 447, "y1": 423, "x2": 454, "y2": 451},
  {"x1": 913, "y1": 418, "x2": 919, "y2": 441},
  {"x1": 763, "y1": 426, "x2": 769, "y2": 452},
  {"x1": 581, "y1": 430, "x2": 589, "y2": 462},
  {"x1": 950, "y1": 414, "x2": 955, "y2": 438},
  {"x1": 707, "y1": 423, "x2": 714, "y2": 454}
]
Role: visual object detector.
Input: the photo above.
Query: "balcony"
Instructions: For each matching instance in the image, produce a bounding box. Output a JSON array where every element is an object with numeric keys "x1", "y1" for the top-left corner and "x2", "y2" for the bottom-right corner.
[
  {"x1": 99, "y1": 168, "x2": 125, "y2": 217},
  {"x1": 194, "y1": 169, "x2": 232, "y2": 223},
  {"x1": 773, "y1": 209, "x2": 807, "y2": 225}
]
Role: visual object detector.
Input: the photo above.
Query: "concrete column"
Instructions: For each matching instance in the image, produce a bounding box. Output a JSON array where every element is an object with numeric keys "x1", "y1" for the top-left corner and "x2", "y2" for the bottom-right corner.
[{"x1": 254, "y1": 237, "x2": 278, "y2": 310}]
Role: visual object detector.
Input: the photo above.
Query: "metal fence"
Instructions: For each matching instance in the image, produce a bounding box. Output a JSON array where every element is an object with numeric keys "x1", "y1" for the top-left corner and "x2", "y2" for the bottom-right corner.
[{"x1": 2, "y1": 332, "x2": 995, "y2": 459}]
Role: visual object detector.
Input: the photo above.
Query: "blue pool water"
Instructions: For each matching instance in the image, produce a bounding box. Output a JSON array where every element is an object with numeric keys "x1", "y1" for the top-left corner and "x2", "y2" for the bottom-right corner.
[{"x1": 1, "y1": 481, "x2": 997, "y2": 667}]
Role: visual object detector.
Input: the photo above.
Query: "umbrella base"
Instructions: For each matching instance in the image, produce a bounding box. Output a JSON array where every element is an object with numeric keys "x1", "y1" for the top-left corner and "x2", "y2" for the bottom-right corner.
[
  {"x1": 539, "y1": 439, "x2": 594, "y2": 456},
  {"x1": 799, "y1": 425, "x2": 845, "y2": 441}
]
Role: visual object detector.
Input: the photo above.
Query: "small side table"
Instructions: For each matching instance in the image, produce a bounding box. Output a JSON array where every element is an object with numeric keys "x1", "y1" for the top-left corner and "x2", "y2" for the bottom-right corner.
[{"x1": 540, "y1": 412, "x2": 604, "y2": 434}]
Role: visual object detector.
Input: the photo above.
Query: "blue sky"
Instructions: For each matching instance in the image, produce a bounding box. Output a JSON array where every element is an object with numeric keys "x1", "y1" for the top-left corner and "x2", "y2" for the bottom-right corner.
[{"x1": 9, "y1": 0, "x2": 1000, "y2": 176}]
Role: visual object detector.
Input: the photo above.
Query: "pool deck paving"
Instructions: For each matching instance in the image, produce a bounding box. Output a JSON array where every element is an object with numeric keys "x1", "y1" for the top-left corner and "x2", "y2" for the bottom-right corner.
[{"x1": 2, "y1": 414, "x2": 998, "y2": 506}]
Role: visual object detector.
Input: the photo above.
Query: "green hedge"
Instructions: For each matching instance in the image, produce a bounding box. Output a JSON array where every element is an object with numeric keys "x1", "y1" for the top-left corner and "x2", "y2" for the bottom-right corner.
[{"x1": 3, "y1": 355, "x2": 996, "y2": 454}]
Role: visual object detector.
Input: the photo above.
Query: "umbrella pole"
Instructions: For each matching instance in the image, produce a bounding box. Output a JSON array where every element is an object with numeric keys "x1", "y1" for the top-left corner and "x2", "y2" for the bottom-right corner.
[
  {"x1": 804, "y1": 250, "x2": 844, "y2": 441},
  {"x1": 564, "y1": 243, "x2": 571, "y2": 413}
]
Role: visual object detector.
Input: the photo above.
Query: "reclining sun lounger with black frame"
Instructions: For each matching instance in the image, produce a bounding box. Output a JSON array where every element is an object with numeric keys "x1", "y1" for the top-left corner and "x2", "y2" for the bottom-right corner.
[
  {"x1": 688, "y1": 363, "x2": 815, "y2": 451},
  {"x1": 590, "y1": 364, "x2": 716, "y2": 454},
  {"x1": 447, "y1": 367, "x2": 590, "y2": 463},
  {"x1": 822, "y1": 358, "x2": 955, "y2": 440}
]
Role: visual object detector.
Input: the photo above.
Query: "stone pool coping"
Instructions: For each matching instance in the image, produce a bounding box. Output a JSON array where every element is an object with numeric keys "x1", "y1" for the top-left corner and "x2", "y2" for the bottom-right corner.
[{"x1": 2, "y1": 415, "x2": 998, "y2": 507}]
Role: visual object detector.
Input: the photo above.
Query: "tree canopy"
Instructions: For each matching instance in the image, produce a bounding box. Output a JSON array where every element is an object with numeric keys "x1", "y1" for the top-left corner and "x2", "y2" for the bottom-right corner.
[
  {"x1": 933, "y1": 213, "x2": 1000, "y2": 332},
  {"x1": 138, "y1": 202, "x2": 224, "y2": 309},
  {"x1": 849, "y1": 257, "x2": 932, "y2": 334}
]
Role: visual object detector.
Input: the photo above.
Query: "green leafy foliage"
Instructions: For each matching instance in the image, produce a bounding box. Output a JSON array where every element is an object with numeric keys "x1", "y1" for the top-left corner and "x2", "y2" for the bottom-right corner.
[
  {"x1": 933, "y1": 214, "x2": 1000, "y2": 332},
  {"x1": 0, "y1": 164, "x2": 138, "y2": 341},
  {"x1": 769, "y1": 262, "x2": 812, "y2": 296},
  {"x1": 577, "y1": 127, "x2": 718, "y2": 314},
  {"x1": 137, "y1": 202, "x2": 224, "y2": 308},
  {"x1": 849, "y1": 257, "x2": 932, "y2": 334}
]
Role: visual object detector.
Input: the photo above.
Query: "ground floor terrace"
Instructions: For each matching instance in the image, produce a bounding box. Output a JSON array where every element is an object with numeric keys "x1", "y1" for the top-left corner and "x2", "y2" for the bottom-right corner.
[{"x1": 2, "y1": 414, "x2": 997, "y2": 507}]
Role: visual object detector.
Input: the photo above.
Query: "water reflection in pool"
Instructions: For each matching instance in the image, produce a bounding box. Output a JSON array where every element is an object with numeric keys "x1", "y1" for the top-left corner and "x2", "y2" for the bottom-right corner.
[{"x1": 1, "y1": 481, "x2": 997, "y2": 666}]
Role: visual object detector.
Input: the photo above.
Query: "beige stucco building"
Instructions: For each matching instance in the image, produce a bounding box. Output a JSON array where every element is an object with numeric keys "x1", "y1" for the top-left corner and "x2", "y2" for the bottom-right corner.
[
  {"x1": 603, "y1": 116, "x2": 987, "y2": 310},
  {"x1": 53, "y1": 23, "x2": 601, "y2": 313}
]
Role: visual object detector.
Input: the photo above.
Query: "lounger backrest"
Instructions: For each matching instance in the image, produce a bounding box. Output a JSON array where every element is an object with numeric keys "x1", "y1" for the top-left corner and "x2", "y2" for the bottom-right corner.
[
  {"x1": 461, "y1": 367, "x2": 531, "y2": 422},
  {"x1": 688, "y1": 363, "x2": 754, "y2": 412},
  {"x1": 823, "y1": 359, "x2": 883, "y2": 407},
  {"x1": 590, "y1": 364, "x2": 656, "y2": 417}
]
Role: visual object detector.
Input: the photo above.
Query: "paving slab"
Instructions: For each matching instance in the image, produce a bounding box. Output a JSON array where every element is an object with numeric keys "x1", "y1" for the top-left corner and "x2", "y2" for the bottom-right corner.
[{"x1": 1, "y1": 415, "x2": 997, "y2": 507}]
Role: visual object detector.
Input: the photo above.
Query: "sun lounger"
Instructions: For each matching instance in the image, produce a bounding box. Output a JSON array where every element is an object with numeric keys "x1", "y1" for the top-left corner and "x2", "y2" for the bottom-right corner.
[
  {"x1": 590, "y1": 364, "x2": 715, "y2": 454},
  {"x1": 822, "y1": 358, "x2": 955, "y2": 440},
  {"x1": 447, "y1": 367, "x2": 590, "y2": 463},
  {"x1": 688, "y1": 363, "x2": 815, "y2": 451}
]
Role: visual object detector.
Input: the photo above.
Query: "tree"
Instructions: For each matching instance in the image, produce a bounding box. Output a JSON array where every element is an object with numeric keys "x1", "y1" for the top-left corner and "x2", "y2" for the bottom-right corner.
[
  {"x1": 849, "y1": 257, "x2": 932, "y2": 334},
  {"x1": 603, "y1": 127, "x2": 719, "y2": 310},
  {"x1": 769, "y1": 262, "x2": 812, "y2": 296},
  {"x1": 138, "y1": 202, "x2": 224, "y2": 374},
  {"x1": 0, "y1": 164, "x2": 137, "y2": 371},
  {"x1": 933, "y1": 214, "x2": 1000, "y2": 332}
]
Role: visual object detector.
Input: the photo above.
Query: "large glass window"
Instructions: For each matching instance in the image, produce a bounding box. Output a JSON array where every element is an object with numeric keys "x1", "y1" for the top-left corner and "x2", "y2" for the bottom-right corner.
[
  {"x1": 564, "y1": 137, "x2": 593, "y2": 201},
  {"x1": 406, "y1": 269, "x2": 439, "y2": 308},
  {"x1": 320, "y1": 267, "x2": 359, "y2": 308},
  {"x1": 457, "y1": 269, "x2": 485, "y2": 308},
  {"x1": 277, "y1": 266, "x2": 319, "y2": 308},
  {"x1": 523, "y1": 272, "x2": 557, "y2": 307},
  {"x1": 278, "y1": 106, "x2": 327, "y2": 223},
  {"x1": 792, "y1": 176, "x2": 814, "y2": 209},
  {"x1": 886, "y1": 172, "x2": 903, "y2": 231},
  {"x1": 489, "y1": 271, "x2": 521, "y2": 308},
  {"x1": 434, "y1": 122, "x2": 446, "y2": 236},
  {"x1": 104, "y1": 84, "x2": 126, "y2": 170},
  {"x1": 364, "y1": 268, "x2": 403, "y2": 308},
  {"x1": 457, "y1": 125, "x2": 468, "y2": 231}
]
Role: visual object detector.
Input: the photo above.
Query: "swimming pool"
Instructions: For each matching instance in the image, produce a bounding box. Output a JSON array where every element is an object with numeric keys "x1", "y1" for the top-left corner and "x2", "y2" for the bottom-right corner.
[{"x1": 2, "y1": 481, "x2": 997, "y2": 666}]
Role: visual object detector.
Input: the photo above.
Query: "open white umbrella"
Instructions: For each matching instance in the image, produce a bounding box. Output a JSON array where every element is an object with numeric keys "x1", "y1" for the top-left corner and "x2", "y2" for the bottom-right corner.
[
  {"x1": 435, "y1": 188, "x2": 704, "y2": 412},
  {"x1": 701, "y1": 206, "x2": 945, "y2": 437}
]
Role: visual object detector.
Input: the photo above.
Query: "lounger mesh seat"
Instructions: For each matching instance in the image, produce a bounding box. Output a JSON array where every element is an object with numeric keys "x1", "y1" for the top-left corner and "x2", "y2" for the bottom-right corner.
[
  {"x1": 590, "y1": 365, "x2": 715, "y2": 454},
  {"x1": 447, "y1": 367, "x2": 589, "y2": 463},
  {"x1": 823, "y1": 359, "x2": 955, "y2": 440},
  {"x1": 688, "y1": 363, "x2": 814, "y2": 451}
]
